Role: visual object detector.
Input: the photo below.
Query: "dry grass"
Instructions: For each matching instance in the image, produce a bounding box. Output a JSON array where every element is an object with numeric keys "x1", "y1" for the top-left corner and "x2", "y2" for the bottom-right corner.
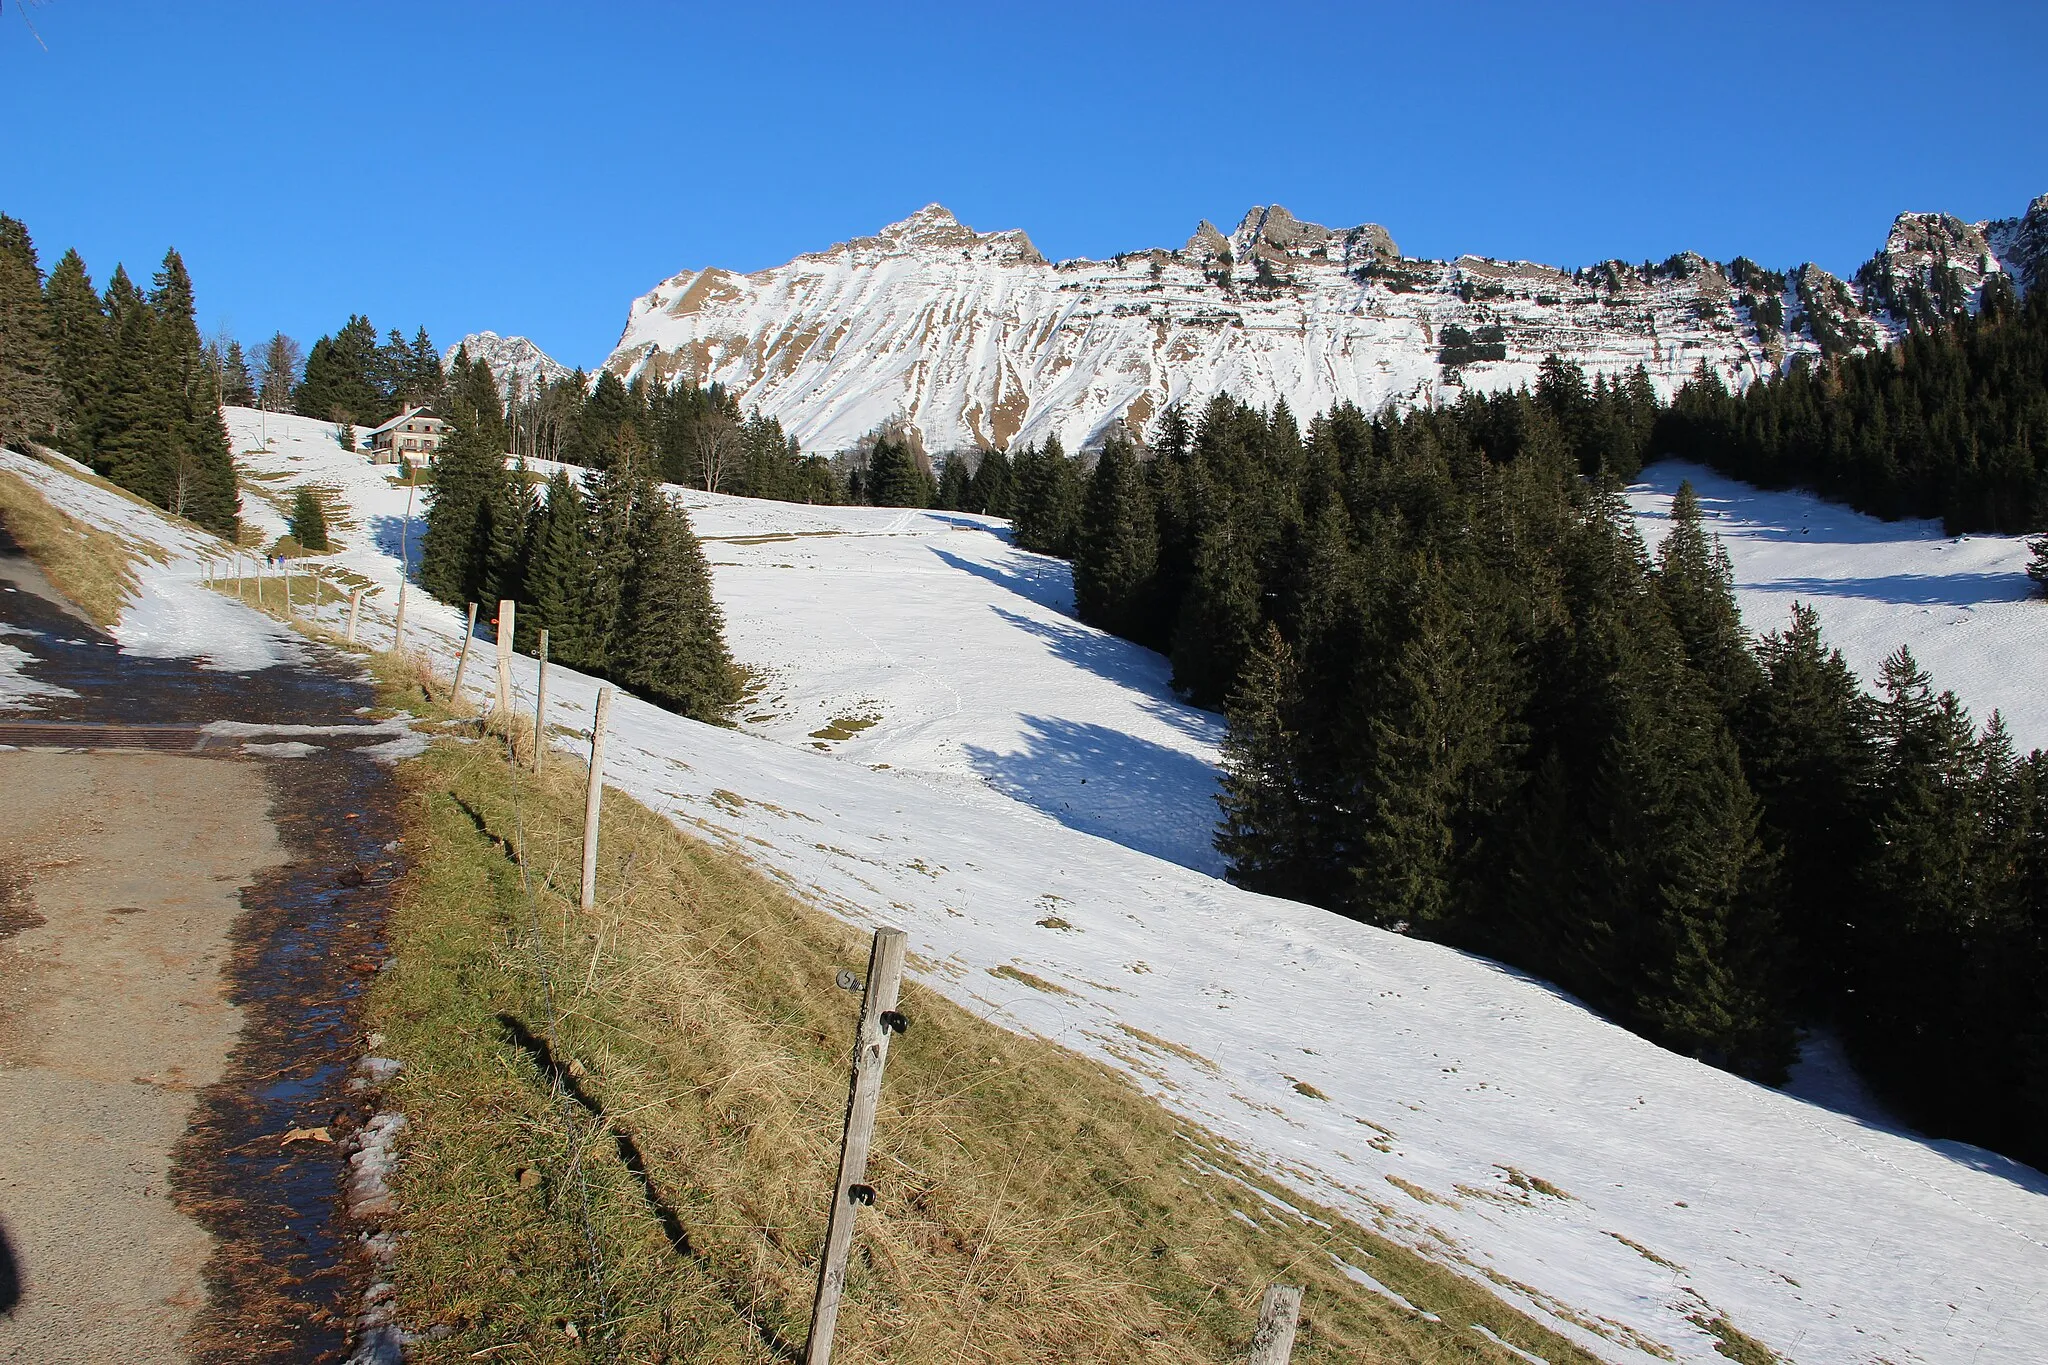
[
  {"x1": 0, "y1": 466, "x2": 142, "y2": 627},
  {"x1": 368, "y1": 657, "x2": 1604, "y2": 1364}
]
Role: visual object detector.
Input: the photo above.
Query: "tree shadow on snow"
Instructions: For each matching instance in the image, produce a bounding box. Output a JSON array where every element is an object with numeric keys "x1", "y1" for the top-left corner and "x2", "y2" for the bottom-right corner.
[
  {"x1": 1760, "y1": 572, "x2": 2032, "y2": 608},
  {"x1": 368, "y1": 513, "x2": 426, "y2": 581},
  {"x1": 962, "y1": 713, "x2": 1224, "y2": 874},
  {"x1": 929, "y1": 545, "x2": 1073, "y2": 615}
]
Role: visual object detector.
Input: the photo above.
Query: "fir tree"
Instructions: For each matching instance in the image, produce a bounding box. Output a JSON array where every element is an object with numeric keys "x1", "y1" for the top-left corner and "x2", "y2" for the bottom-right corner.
[
  {"x1": 615, "y1": 488, "x2": 738, "y2": 720},
  {"x1": 42, "y1": 248, "x2": 107, "y2": 458},
  {"x1": 258, "y1": 332, "x2": 301, "y2": 411},
  {"x1": 420, "y1": 351, "x2": 515, "y2": 606},
  {"x1": 220, "y1": 339, "x2": 255, "y2": 406},
  {"x1": 866, "y1": 431, "x2": 934, "y2": 507},
  {"x1": 1655, "y1": 480, "x2": 1761, "y2": 716},
  {"x1": 95, "y1": 265, "x2": 175, "y2": 505},
  {"x1": 1216, "y1": 625, "x2": 1317, "y2": 899},
  {"x1": 519, "y1": 470, "x2": 598, "y2": 665},
  {"x1": 288, "y1": 486, "x2": 330, "y2": 551},
  {"x1": 1073, "y1": 433, "x2": 1159, "y2": 640},
  {"x1": 936, "y1": 452, "x2": 973, "y2": 511},
  {"x1": 294, "y1": 314, "x2": 384, "y2": 425},
  {"x1": 1738, "y1": 602, "x2": 1876, "y2": 1013},
  {"x1": 148, "y1": 250, "x2": 239, "y2": 535},
  {"x1": 2028, "y1": 535, "x2": 2048, "y2": 597},
  {"x1": 0, "y1": 214, "x2": 59, "y2": 451},
  {"x1": 968, "y1": 446, "x2": 1015, "y2": 517}
]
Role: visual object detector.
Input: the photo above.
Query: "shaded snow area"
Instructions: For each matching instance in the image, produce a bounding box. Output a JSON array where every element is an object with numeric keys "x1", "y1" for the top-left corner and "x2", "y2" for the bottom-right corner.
[
  {"x1": 12, "y1": 416, "x2": 2048, "y2": 1363},
  {"x1": 1628, "y1": 462, "x2": 2048, "y2": 749},
  {"x1": 0, "y1": 444, "x2": 304, "y2": 674}
]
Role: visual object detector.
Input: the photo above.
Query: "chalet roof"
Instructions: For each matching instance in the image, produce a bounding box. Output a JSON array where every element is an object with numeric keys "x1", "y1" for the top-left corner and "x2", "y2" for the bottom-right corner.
[{"x1": 364, "y1": 405, "x2": 445, "y2": 438}]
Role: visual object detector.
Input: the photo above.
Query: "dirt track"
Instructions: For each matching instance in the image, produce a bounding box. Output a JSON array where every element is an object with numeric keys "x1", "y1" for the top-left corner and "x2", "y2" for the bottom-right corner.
[{"x1": 0, "y1": 750, "x2": 282, "y2": 1363}]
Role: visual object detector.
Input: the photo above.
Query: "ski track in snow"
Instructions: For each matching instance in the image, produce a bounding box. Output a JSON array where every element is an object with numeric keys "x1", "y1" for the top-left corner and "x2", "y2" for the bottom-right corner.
[{"x1": 7, "y1": 412, "x2": 2047, "y2": 1364}]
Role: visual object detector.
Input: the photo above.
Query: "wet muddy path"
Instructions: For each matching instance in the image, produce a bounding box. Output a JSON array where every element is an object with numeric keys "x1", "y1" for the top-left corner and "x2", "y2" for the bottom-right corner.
[{"x1": 1, "y1": 558, "x2": 408, "y2": 1363}]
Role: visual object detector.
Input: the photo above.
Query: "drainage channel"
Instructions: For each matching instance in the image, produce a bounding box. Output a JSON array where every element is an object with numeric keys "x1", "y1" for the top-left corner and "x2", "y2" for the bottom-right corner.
[{"x1": 2, "y1": 552, "x2": 411, "y2": 1363}]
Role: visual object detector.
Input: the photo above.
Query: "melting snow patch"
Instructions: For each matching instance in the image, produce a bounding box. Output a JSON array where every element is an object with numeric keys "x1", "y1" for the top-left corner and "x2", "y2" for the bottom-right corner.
[
  {"x1": 1326, "y1": 1253, "x2": 1440, "y2": 1321},
  {"x1": 1469, "y1": 1322, "x2": 1548, "y2": 1364},
  {"x1": 0, "y1": 639, "x2": 78, "y2": 711},
  {"x1": 241, "y1": 740, "x2": 321, "y2": 759}
]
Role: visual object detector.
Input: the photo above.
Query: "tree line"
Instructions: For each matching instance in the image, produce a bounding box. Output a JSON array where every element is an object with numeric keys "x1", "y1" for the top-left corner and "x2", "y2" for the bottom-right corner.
[
  {"x1": 0, "y1": 213, "x2": 240, "y2": 537},
  {"x1": 1658, "y1": 285, "x2": 2048, "y2": 535},
  {"x1": 1048, "y1": 370, "x2": 2046, "y2": 1171},
  {"x1": 419, "y1": 350, "x2": 739, "y2": 722}
]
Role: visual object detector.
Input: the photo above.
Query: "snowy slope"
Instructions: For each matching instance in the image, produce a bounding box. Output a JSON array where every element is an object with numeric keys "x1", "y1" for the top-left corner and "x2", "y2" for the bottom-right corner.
[
  {"x1": 10, "y1": 419, "x2": 2048, "y2": 1364},
  {"x1": 605, "y1": 196, "x2": 2047, "y2": 457},
  {"x1": 1629, "y1": 462, "x2": 2048, "y2": 749}
]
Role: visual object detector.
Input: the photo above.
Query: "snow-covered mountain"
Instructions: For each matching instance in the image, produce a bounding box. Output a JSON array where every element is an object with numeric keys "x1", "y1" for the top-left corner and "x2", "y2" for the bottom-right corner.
[
  {"x1": 444, "y1": 331, "x2": 572, "y2": 402},
  {"x1": 605, "y1": 196, "x2": 2048, "y2": 456}
]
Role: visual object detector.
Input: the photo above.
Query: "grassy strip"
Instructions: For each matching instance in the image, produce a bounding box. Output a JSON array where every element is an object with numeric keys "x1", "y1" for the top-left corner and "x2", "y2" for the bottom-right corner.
[
  {"x1": 0, "y1": 465, "x2": 142, "y2": 627},
  {"x1": 369, "y1": 660, "x2": 1604, "y2": 1363}
]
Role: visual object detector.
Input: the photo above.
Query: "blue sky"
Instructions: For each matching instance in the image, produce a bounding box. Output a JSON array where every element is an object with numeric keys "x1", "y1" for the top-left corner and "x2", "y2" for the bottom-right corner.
[{"x1": 3, "y1": 0, "x2": 2042, "y2": 371}]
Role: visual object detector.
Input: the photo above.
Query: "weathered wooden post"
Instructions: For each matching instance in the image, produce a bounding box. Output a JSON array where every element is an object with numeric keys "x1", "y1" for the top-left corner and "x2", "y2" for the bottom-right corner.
[
  {"x1": 345, "y1": 587, "x2": 365, "y2": 644},
  {"x1": 579, "y1": 685, "x2": 614, "y2": 914},
  {"x1": 393, "y1": 482, "x2": 415, "y2": 652},
  {"x1": 494, "y1": 598, "x2": 517, "y2": 717},
  {"x1": 237, "y1": 554, "x2": 247, "y2": 601},
  {"x1": 1246, "y1": 1285, "x2": 1304, "y2": 1365},
  {"x1": 450, "y1": 602, "x2": 478, "y2": 698},
  {"x1": 804, "y1": 927, "x2": 910, "y2": 1365},
  {"x1": 532, "y1": 629, "x2": 550, "y2": 774},
  {"x1": 282, "y1": 557, "x2": 294, "y2": 618}
]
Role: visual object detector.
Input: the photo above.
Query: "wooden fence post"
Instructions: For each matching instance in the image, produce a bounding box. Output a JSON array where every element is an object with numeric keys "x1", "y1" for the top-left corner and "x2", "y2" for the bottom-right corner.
[
  {"x1": 804, "y1": 927, "x2": 910, "y2": 1365},
  {"x1": 393, "y1": 482, "x2": 414, "y2": 652},
  {"x1": 345, "y1": 587, "x2": 364, "y2": 644},
  {"x1": 494, "y1": 598, "x2": 517, "y2": 717},
  {"x1": 450, "y1": 602, "x2": 478, "y2": 698},
  {"x1": 533, "y1": 629, "x2": 550, "y2": 774},
  {"x1": 579, "y1": 685, "x2": 614, "y2": 914},
  {"x1": 282, "y1": 557, "x2": 294, "y2": 618},
  {"x1": 1246, "y1": 1285, "x2": 1303, "y2": 1365}
]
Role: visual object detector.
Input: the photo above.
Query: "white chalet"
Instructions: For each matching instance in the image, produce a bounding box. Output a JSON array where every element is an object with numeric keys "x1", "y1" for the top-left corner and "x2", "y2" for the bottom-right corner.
[{"x1": 364, "y1": 406, "x2": 447, "y2": 465}]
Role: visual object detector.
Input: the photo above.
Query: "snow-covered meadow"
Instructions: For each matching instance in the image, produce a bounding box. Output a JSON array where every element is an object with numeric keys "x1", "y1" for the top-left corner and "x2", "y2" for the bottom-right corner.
[{"x1": 5, "y1": 409, "x2": 2047, "y2": 1364}]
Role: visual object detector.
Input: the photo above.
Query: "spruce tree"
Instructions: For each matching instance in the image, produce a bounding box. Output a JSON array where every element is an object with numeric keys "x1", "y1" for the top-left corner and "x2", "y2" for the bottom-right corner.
[
  {"x1": 968, "y1": 446, "x2": 1015, "y2": 517},
  {"x1": 42, "y1": 248, "x2": 107, "y2": 458},
  {"x1": 220, "y1": 339, "x2": 255, "y2": 406},
  {"x1": 289, "y1": 486, "x2": 330, "y2": 551},
  {"x1": 1170, "y1": 506, "x2": 1262, "y2": 708},
  {"x1": 294, "y1": 314, "x2": 385, "y2": 424},
  {"x1": 0, "y1": 214, "x2": 59, "y2": 451},
  {"x1": 1073, "y1": 433, "x2": 1159, "y2": 639},
  {"x1": 147, "y1": 249, "x2": 239, "y2": 536},
  {"x1": 420, "y1": 351, "x2": 514, "y2": 606},
  {"x1": 1353, "y1": 557, "x2": 1511, "y2": 936},
  {"x1": 936, "y1": 452, "x2": 973, "y2": 510},
  {"x1": 616, "y1": 489, "x2": 738, "y2": 720},
  {"x1": 258, "y1": 333, "x2": 301, "y2": 411},
  {"x1": 1655, "y1": 480, "x2": 1761, "y2": 716},
  {"x1": 867, "y1": 432, "x2": 935, "y2": 507},
  {"x1": 95, "y1": 265, "x2": 174, "y2": 504},
  {"x1": 1216, "y1": 624, "x2": 1317, "y2": 898},
  {"x1": 519, "y1": 470, "x2": 598, "y2": 664}
]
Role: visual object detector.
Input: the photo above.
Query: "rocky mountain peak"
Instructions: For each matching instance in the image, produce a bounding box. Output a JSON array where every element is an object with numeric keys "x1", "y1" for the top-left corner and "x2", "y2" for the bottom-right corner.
[{"x1": 444, "y1": 332, "x2": 572, "y2": 401}]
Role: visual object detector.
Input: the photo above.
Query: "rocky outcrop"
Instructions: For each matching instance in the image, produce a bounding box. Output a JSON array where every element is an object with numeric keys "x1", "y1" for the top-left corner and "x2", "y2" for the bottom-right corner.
[{"x1": 444, "y1": 332, "x2": 573, "y2": 403}]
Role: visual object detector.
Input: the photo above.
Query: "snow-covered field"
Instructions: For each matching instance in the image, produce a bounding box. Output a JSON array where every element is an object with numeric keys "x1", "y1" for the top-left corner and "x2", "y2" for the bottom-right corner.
[
  {"x1": 6, "y1": 410, "x2": 2047, "y2": 1364},
  {"x1": 1629, "y1": 462, "x2": 2048, "y2": 749}
]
